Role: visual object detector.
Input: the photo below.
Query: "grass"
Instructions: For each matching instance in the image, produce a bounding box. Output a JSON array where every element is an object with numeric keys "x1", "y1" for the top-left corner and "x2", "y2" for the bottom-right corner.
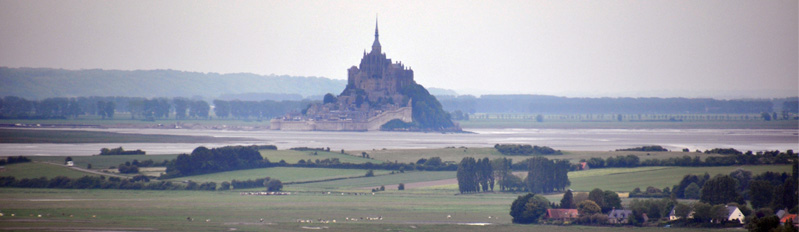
[
  {"x1": 260, "y1": 149, "x2": 384, "y2": 164},
  {"x1": 0, "y1": 162, "x2": 99, "y2": 179},
  {"x1": 568, "y1": 165, "x2": 793, "y2": 192},
  {"x1": 0, "y1": 188, "x2": 721, "y2": 232},
  {"x1": 29, "y1": 154, "x2": 179, "y2": 169},
  {"x1": 357, "y1": 147, "x2": 724, "y2": 164},
  {"x1": 167, "y1": 167, "x2": 392, "y2": 184},
  {"x1": 291, "y1": 171, "x2": 456, "y2": 190},
  {"x1": 0, "y1": 128, "x2": 240, "y2": 143}
]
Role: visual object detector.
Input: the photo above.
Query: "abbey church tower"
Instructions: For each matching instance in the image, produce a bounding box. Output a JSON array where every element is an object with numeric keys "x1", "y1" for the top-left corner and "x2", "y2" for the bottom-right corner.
[{"x1": 342, "y1": 19, "x2": 415, "y2": 107}]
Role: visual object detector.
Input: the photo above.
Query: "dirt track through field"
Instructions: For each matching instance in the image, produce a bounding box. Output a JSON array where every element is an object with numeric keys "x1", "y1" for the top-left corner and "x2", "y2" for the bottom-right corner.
[{"x1": 365, "y1": 178, "x2": 458, "y2": 190}]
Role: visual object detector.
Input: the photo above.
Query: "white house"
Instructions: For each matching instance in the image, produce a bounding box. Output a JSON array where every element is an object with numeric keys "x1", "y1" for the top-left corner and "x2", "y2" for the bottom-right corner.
[{"x1": 725, "y1": 205, "x2": 745, "y2": 224}]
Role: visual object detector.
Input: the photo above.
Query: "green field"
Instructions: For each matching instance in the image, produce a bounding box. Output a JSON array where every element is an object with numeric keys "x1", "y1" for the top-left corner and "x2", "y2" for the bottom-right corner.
[
  {"x1": 260, "y1": 149, "x2": 384, "y2": 164},
  {"x1": 29, "y1": 154, "x2": 178, "y2": 169},
  {"x1": 167, "y1": 167, "x2": 392, "y2": 185},
  {"x1": 0, "y1": 128, "x2": 240, "y2": 143},
  {"x1": 0, "y1": 162, "x2": 99, "y2": 179},
  {"x1": 0, "y1": 188, "x2": 723, "y2": 232},
  {"x1": 568, "y1": 165, "x2": 793, "y2": 192},
  {"x1": 358, "y1": 147, "x2": 724, "y2": 164},
  {"x1": 290, "y1": 171, "x2": 456, "y2": 191}
]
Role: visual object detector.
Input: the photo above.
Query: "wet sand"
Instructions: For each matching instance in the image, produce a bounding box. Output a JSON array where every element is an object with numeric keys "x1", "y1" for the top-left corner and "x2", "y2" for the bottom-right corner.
[{"x1": 0, "y1": 128, "x2": 796, "y2": 156}]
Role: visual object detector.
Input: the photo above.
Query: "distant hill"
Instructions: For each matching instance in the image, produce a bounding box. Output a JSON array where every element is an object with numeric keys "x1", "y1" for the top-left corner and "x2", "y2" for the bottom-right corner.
[{"x1": 0, "y1": 67, "x2": 347, "y2": 100}]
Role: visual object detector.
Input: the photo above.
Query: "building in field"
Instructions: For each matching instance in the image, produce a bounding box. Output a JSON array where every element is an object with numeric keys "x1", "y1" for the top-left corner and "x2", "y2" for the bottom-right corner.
[{"x1": 271, "y1": 19, "x2": 413, "y2": 131}]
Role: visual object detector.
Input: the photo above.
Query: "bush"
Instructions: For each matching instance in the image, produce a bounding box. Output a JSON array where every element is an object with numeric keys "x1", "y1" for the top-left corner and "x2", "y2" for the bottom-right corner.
[
  {"x1": 398, "y1": 183, "x2": 405, "y2": 190},
  {"x1": 265, "y1": 179, "x2": 282, "y2": 191},
  {"x1": 365, "y1": 170, "x2": 374, "y2": 177},
  {"x1": 616, "y1": 145, "x2": 668, "y2": 152},
  {"x1": 494, "y1": 144, "x2": 562, "y2": 156}
]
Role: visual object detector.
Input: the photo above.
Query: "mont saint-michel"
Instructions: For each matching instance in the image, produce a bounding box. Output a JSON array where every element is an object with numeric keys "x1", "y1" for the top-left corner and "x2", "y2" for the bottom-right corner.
[{"x1": 270, "y1": 21, "x2": 458, "y2": 131}]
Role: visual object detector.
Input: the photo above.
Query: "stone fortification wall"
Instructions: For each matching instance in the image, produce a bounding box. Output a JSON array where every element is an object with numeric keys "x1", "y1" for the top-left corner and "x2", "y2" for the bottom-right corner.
[{"x1": 270, "y1": 106, "x2": 412, "y2": 131}]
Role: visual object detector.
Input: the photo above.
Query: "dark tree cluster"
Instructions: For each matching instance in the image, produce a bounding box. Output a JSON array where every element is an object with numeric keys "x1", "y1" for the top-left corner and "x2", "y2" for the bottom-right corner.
[
  {"x1": 456, "y1": 157, "x2": 494, "y2": 194},
  {"x1": 117, "y1": 162, "x2": 140, "y2": 174},
  {"x1": 704, "y1": 148, "x2": 743, "y2": 155},
  {"x1": 524, "y1": 157, "x2": 571, "y2": 194},
  {"x1": 171, "y1": 98, "x2": 210, "y2": 119},
  {"x1": 212, "y1": 99, "x2": 313, "y2": 120},
  {"x1": 0, "y1": 175, "x2": 211, "y2": 191},
  {"x1": 583, "y1": 150, "x2": 796, "y2": 169},
  {"x1": 509, "y1": 193, "x2": 551, "y2": 224},
  {"x1": 163, "y1": 145, "x2": 266, "y2": 178},
  {"x1": 0, "y1": 156, "x2": 31, "y2": 165},
  {"x1": 99, "y1": 147, "x2": 145, "y2": 155},
  {"x1": 0, "y1": 96, "x2": 83, "y2": 119},
  {"x1": 616, "y1": 145, "x2": 668, "y2": 152},
  {"x1": 494, "y1": 144, "x2": 562, "y2": 156}
]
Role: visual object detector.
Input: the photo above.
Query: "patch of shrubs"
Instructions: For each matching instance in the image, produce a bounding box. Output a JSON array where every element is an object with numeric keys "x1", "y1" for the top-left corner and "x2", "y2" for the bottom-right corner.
[
  {"x1": 99, "y1": 147, "x2": 145, "y2": 155},
  {"x1": 494, "y1": 144, "x2": 562, "y2": 156},
  {"x1": 616, "y1": 145, "x2": 668, "y2": 152},
  {"x1": 0, "y1": 156, "x2": 31, "y2": 165}
]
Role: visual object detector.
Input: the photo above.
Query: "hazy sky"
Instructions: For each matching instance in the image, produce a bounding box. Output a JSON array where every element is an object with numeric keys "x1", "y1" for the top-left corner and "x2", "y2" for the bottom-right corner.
[{"x1": 1, "y1": 0, "x2": 796, "y2": 98}]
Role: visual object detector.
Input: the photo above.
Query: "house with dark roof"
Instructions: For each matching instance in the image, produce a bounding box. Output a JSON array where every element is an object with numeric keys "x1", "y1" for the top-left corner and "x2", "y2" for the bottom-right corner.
[
  {"x1": 608, "y1": 209, "x2": 634, "y2": 224},
  {"x1": 546, "y1": 209, "x2": 579, "y2": 221}
]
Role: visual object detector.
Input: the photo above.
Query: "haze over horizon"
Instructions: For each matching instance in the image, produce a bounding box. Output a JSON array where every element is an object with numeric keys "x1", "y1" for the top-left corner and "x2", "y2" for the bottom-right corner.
[{"x1": 1, "y1": 1, "x2": 796, "y2": 99}]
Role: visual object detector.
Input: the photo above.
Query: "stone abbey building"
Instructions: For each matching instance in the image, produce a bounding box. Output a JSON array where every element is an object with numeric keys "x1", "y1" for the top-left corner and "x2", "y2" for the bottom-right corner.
[{"x1": 270, "y1": 20, "x2": 414, "y2": 131}]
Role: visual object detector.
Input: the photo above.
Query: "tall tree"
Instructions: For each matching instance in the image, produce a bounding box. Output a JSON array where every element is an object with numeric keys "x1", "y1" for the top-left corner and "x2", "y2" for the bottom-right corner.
[
  {"x1": 749, "y1": 180, "x2": 774, "y2": 209},
  {"x1": 588, "y1": 188, "x2": 605, "y2": 210},
  {"x1": 213, "y1": 100, "x2": 230, "y2": 118},
  {"x1": 701, "y1": 175, "x2": 743, "y2": 205},
  {"x1": 457, "y1": 157, "x2": 478, "y2": 194},
  {"x1": 560, "y1": 189, "x2": 574, "y2": 209}
]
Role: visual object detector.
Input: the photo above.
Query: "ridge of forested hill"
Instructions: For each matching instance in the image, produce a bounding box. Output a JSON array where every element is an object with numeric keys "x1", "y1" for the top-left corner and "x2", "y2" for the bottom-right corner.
[{"x1": 0, "y1": 67, "x2": 347, "y2": 100}]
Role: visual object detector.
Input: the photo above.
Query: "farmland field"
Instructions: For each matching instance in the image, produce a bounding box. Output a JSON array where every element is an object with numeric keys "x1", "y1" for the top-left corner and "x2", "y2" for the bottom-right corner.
[
  {"x1": 167, "y1": 167, "x2": 393, "y2": 185},
  {"x1": 0, "y1": 188, "x2": 722, "y2": 232},
  {"x1": 260, "y1": 149, "x2": 384, "y2": 164},
  {"x1": 0, "y1": 162, "x2": 100, "y2": 179},
  {"x1": 568, "y1": 165, "x2": 793, "y2": 192},
  {"x1": 29, "y1": 154, "x2": 178, "y2": 169},
  {"x1": 358, "y1": 147, "x2": 726, "y2": 164}
]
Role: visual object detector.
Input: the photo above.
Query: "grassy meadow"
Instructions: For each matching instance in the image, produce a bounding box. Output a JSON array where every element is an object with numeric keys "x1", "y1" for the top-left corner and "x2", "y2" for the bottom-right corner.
[
  {"x1": 0, "y1": 162, "x2": 99, "y2": 179},
  {"x1": 2, "y1": 140, "x2": 793, "y2": 231},
  {"x1": 260, "y1": 149, "x2": 384, "y2": 164},
  {"x1": 358, "y1": 147, "x2": 725, "y2": 164},
  {"x1": 0, "y1": 188, "x2": 723, "y2": 232},
  {"x1": 29, "y1": 154, "x2": 178, "y2": 169},
  {"x1": 168, "y1": 167, "x2": 392, "y2": 185}
]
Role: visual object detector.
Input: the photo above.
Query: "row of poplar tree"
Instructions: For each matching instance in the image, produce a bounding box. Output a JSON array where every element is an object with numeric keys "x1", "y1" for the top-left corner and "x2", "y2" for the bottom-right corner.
[{"x1": 456, "y1": 156, "x2": 570, "y2": 194}]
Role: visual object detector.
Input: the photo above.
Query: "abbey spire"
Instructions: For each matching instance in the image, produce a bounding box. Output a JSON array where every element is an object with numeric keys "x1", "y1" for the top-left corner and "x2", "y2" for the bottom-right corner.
[{"x1": 371, "y1": 17, "x2": 381, "y2": 53}]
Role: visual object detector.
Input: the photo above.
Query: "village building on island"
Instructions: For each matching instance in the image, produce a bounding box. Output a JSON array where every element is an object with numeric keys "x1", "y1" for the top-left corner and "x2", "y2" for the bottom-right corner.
[{"x1": 270, "y1": 19, "x2": 418, "y2": 131}]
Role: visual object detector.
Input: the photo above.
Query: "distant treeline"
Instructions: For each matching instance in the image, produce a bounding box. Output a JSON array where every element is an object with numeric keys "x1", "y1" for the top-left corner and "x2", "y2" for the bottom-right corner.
[
  {"x1": 0, "y1": 96, "x2": 312, "y2": 120},
  {"x1": 0, "y1": 67, "x2": 344, "y2": 100},
  {"x1": 616, "y1": 145, "x2": 669, "y2": 152},
  {"x1": 582, "y1": 150, "x2": 796, "y2": 169},
  {"x1": 100, "y1": 147, "x2": 145, "y2": 155},
  {"x1": 438, "y1": 95, "x2": 799, "y2": 114},
  {"x1": 0, "y1": 156, "x2": 31, "y2": 166},
  {"x1": 0, "y1": 174, "x2": 281, "y2": 191},
  {"x1": 494, "y1": 144, "x2": 562, "y2": 156}
]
